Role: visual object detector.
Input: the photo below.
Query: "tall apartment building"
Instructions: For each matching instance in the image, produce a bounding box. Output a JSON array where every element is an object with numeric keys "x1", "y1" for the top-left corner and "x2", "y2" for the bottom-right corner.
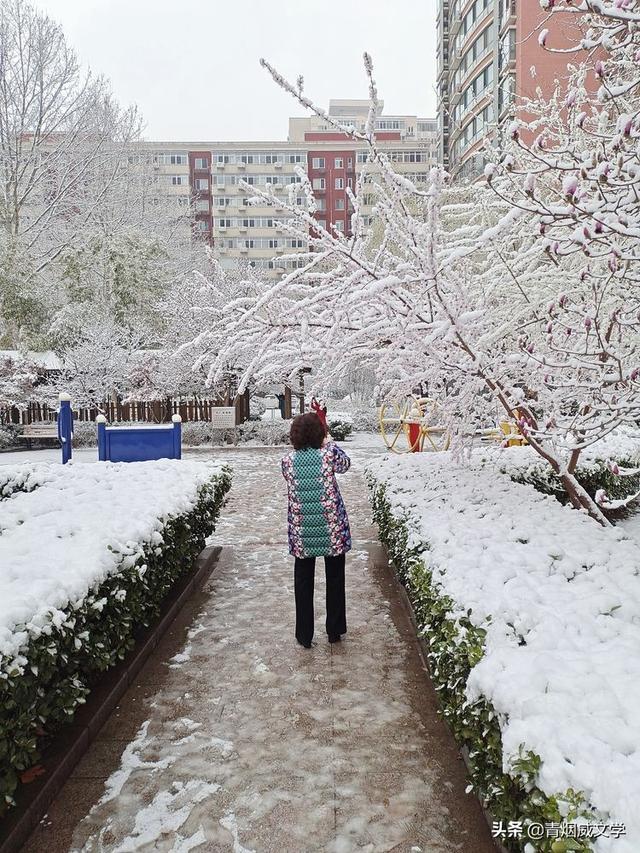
[
  {"x1": 139, "y1": 101, "x2": 437, "y2": 277},
  {"x1": 437, "y1": 0, "x2": 579, "y2": 180}
]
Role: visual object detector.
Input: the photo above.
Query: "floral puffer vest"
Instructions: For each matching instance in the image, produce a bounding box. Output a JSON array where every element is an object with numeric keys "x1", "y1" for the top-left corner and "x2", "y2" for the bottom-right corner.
[{"x1": 281, "y1": 442, "x2": 352, "y2": 558}]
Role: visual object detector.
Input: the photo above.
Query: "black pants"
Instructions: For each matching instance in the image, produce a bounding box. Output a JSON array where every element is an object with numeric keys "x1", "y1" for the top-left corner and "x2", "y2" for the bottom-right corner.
[{"x1": 294, "y1": 554, "x2": 346, "y2": 645}]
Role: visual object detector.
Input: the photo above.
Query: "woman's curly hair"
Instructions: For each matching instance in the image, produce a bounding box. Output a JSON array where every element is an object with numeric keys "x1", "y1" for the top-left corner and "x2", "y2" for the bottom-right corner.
[{"x1": 290, "y1": 412, "x2": 327, "y2": 450}]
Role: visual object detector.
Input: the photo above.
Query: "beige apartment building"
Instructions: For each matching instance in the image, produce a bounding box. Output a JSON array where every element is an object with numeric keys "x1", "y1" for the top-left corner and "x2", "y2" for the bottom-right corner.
[{"x1": 139, "y1": 101, "x2": 437, "y2": 277}]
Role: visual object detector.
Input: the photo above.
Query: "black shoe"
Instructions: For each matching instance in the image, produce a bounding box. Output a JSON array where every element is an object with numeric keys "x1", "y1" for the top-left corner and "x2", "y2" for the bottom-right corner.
[
  {"x1": 328, "y1": 634, "x2": 341, "y2": 643},
  {"x1": 297, "y1": 638, "x2": 312, "y2": 649}
]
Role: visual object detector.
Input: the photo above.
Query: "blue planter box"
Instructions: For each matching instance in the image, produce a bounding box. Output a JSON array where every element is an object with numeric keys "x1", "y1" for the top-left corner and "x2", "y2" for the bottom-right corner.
[{"x1": 97, "y1": 416, "x2": 182, "y2": 462}]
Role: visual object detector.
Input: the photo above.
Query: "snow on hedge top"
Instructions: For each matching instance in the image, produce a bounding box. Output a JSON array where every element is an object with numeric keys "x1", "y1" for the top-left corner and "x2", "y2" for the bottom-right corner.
[
  {"x1": 0, "y1": 459, "x2": 227, "y2": 662},
  {"x1": 483, "y1": 426, "x2": 640, "y2": 477},
  {"x1": 368, "y1": 452, "x2": 640, "y2": 850}
]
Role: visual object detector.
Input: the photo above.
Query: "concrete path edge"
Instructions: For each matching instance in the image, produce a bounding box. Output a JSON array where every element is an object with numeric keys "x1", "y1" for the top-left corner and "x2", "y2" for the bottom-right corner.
[{"x1": 384, "y1": 547, "x2": 505, "y2": 853}]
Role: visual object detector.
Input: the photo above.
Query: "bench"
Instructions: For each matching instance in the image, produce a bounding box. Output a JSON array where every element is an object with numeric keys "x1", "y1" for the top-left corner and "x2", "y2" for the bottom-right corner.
[{"x1": 20, "y1": 423, "x2": 59, "y2": 446}]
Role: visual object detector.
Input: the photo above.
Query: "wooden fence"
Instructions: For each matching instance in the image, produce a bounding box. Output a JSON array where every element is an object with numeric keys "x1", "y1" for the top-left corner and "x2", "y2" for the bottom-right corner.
[
  {"x1": 1, "y1": 391, "x2": 252, "y2": 427},
  {"x1": 1, "y1": 387, "x2": 307, "y2": 427}
]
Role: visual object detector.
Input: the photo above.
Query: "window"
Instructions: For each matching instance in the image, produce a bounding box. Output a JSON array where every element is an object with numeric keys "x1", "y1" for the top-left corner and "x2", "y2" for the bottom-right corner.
[
  {"x1": 241, "y1": 154, "x2": 255, "y2": 164},
  {"x1": 170, "y1": 154, "x2": 186, "y2": 165},
  {"x1": 194, "y1": 220, "x2": 209, "y2": 231},
  {"x1": 216, "y1": 154, "x2": 229, "y2": 164},
  {"x1": 335, "y1": 177, "x2": 344, "y2": 190},
  {"x1": 195, "y1": 199, "x2": 210, "y2": 211},
  {"x1": 312, "y1": 157, "x2": 325, "y2": 169},
  {"x1": 316, "y1": 199, "x2": 326, "y2": 211},
  {"x1": 347, "y1": 158, "x2": 353, "y2": 168},
  {"x1": 268, "y1": 239, "x2": 279, "y2": 249},
  {"x1": 317, "y1": 219, "x2": 327, "y2": 230},
  {"x1": 171, "y1": 176, "x2": 187, "y2": 185},
  {"x1": 218, "y1": 218, "x2": 232, "y2": 228},
  {"x1": 216, "y1": 197, "x2": 230, "y2": 207},
  {"x1": 287, "y1": 153, "x2": 304, "y2": 164},
  {"x1": 347, "y1": 177, "x2": 353, "y2": 189},
  {"x1": 196, "y1": 178, "x2": 209, "y2": 190},
  {"x1": 335, "y1": 198, "x2": 345, "y2": 210},
  {"x1": 194, "y1": 157, "x2": 209, "y2": 170},
  {"x1": 334, "y1": 157, "x2": 343, "y2": 168},
  {"x1": 312, "y1": 178, "x2": 326, "y2": 190},
  {"x1": 334, "y1": 220, "x2": 344, "y2": 232}
]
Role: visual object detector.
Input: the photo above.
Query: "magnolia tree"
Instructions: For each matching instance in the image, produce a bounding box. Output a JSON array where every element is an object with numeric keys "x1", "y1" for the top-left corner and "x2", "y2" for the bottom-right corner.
[
  {"x1": 482, "y1": 0, "x2": 640, "y2": 510},
  {"x1": 183, "y1": 41, "x2": 638, "y2": 524}
]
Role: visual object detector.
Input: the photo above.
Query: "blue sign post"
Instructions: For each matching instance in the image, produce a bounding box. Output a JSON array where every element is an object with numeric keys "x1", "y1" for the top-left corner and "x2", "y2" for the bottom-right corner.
[
  {"x1": 96, "y1": 414, "x2": 183, "y2": 463},
  {"x1": 58, "y1": 393, "x2": 73, "y2": 465}
]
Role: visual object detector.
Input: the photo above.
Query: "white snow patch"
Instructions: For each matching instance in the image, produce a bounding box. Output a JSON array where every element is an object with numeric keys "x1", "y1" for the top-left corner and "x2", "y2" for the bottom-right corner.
[
  {"x1": 112, "y1": 779, "x2": 219, "y2": 852},
  {"x1": 219, "y1": 812, "x2": 256, "y2": 853}
]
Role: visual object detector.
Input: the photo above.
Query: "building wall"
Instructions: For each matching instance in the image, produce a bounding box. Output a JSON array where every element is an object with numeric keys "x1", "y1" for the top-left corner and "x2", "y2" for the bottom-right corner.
[
  {"x1": 139, "y1": 103, "x2": 437, "y2": 277},
  {"x1": 439, "y1": 0, "x2": 584, "y2": 181}
]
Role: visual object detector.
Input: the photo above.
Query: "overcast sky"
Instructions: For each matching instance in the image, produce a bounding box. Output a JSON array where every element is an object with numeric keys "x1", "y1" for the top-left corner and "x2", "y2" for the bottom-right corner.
[{"x1": 34, "y1": 0, "x2": 438, "y2": 143}]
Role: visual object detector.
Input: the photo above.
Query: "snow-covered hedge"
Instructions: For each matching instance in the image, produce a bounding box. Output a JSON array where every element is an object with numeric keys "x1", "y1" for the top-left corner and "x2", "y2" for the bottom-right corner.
[
  {"x1": 72, "y1": 419, "x2": 293, "y2": 449},
  {"x1": 327, "y1": 412, "x2": 354, "y2": 441},
  {"x1": 0, "y1": 459, "x2": 231, "y2": 814},
  {"x1": 0, "y1": 424, "x2": 24, "y2": 450},
  {"x1": 0, "y1": 462, "x2": 56, "y2": 499},
  {"x1": 367, "y1": 453, "x2": 639, "y2": 853},
  {"x1": 327, "y1": 402, "x2": 378, "y2": 433},
  {"x1": 489, "y1": 430, "x2": 640, "y2": 513}
]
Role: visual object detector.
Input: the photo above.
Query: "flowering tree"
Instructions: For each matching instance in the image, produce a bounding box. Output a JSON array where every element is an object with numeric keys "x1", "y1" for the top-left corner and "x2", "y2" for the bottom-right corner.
[
  {"x1": 483, "y1": 0, "x2": 640, "y2": 511},
  {"x1": 180, "y1": 44, "x2": 640, "y2": 524}
]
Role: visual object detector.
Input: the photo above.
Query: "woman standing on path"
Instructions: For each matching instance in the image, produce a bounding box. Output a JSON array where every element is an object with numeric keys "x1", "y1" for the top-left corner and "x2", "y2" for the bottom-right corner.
[{"x1": 281, "y1": 411, "x2": 351, "y2": 648}]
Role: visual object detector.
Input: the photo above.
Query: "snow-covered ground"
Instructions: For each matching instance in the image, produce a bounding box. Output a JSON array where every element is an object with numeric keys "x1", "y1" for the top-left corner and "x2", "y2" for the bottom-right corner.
[
  {"x1": 368, "y1": 450, "x2": 640, "y2": 852},
  {"x1": 0, "y1": 459, "x2": 226, "y2": 662}
]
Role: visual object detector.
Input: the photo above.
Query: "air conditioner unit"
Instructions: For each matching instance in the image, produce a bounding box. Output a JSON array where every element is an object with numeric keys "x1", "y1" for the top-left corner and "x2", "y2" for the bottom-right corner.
[
  {"x1": 216, "y1": 163, "x2": 225, "y2": 170},
  {"x1": 239, "y1": 226, "x2": 248, "y2": 233},
  {"x1": 240, "y1": 247, "x2": 249, "y2": 253},
  {"x1": 275, "y1": 183, "x2": 284, "y2": 190},
  {"x1": 274, "y1": 162, "x2": 282, "y2": 169},
  {"x1": 237, "y1": 163, "x2": 246, "y2": 170},
  {"x1": 238, "y1": 205, "x2": 247, "y2": 212},
  {"x1": 219, "y1": 226, "x2": 227, "y2": 232}
]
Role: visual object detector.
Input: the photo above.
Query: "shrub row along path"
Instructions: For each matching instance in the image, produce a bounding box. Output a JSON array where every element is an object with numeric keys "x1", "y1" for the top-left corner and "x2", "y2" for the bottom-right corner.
[{"x1": 24, "y1": 434, "x2": 495, "y2": 853}]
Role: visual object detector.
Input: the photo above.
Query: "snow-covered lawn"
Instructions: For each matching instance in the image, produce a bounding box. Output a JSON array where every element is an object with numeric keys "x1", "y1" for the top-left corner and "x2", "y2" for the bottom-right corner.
[{"x1": 367, "y1": 450, "x2": 640, "y2": 852}]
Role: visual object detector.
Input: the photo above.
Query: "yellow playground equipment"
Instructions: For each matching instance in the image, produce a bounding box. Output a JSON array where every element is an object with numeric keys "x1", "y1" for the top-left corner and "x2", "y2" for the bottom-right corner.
[
  {"x1": 378, "y1": 396, "x2": 451, "y2": 454},
  {"x1": 378, "y1": 396, "x2": 526, "y2": 454}
]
